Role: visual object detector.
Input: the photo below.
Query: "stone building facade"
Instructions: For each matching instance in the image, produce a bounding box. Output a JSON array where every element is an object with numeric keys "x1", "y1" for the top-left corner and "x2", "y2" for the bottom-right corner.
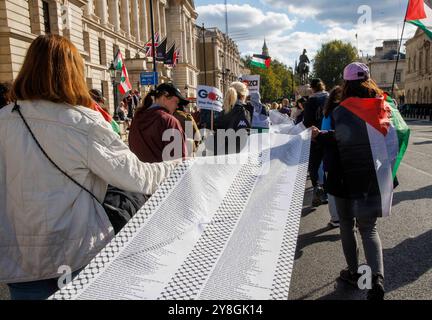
[
  {"x1": 369, "y1": 40, "x2": 406, "y2": 102},
  {"x1": 405, "y1": 28, "x2": 432, "y2": 104},
  {"x1": 0, "y1": 0, "x2": 198, "y2": 113},
  {"x1": 196, "y1": 27, "x2": 241, "y2": 93}
]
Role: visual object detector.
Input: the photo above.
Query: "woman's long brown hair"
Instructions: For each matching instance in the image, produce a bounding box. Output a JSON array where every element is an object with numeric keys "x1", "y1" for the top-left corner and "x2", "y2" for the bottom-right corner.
[
  {"x1": 341, "y1": 78, "x2": 383, "y2": 101},
  {"x1": 11, "y1": 34, "x2": 93, "y2": 109}
]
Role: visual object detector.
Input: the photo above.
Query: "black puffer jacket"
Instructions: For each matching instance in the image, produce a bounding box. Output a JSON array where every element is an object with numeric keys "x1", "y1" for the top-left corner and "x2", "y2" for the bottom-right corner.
[
  {"x1": 215, "y1": 101, "x2": 253, "y2": 131},
  {"x1": 303, "y1": 91, "x2": 329, "y2": 129},
  {"x1": 213, "y1": 101, "x2": 253, "y2": 154}
]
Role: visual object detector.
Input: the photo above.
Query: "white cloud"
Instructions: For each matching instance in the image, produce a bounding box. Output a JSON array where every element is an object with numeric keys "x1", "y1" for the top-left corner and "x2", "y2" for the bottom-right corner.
[
  {"x1": 196, "y1": 1, "x2": 416, "y2": 69},
  {"x1": 197, "y1": 4, "x2": 296, "y2": 38}
]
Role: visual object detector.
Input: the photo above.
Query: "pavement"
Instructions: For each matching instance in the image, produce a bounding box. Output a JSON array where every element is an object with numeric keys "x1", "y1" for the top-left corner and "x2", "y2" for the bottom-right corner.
[
  {"x1": 1, "y1": 119, "x2": 431, "y2": 300},
  {"x1": 288, "y1": 119, "x2": 432, "y2": 300}
]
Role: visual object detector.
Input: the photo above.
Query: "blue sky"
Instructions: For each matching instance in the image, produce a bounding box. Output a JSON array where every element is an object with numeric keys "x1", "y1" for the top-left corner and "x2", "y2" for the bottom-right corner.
[{"x1": 195, "y1": 0, "x2": 416, "y2": 67}]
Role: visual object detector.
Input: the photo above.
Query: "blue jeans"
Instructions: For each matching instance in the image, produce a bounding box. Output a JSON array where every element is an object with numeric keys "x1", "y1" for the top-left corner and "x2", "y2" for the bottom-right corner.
[{"x1": 7, "y1": 269, "x2": 82, "y2": 300}]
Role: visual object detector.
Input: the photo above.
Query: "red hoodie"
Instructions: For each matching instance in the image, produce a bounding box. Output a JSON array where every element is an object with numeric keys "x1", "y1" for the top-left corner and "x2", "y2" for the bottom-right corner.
[{"x1": 128, "y1": 105, "x2": 186, "y2": 163}]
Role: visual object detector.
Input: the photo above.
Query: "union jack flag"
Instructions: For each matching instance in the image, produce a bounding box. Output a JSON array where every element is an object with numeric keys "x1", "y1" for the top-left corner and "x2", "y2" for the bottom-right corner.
[{"x1": 144, "y1": 32, "x2": 160, "y2": 57}]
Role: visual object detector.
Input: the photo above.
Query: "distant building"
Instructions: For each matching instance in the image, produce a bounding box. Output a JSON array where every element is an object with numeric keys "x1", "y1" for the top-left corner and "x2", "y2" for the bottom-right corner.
[
  {"x1": 368, "y1": 40, "x2": 406, "y2": 102},
  {"x1": 0, "y1": 0, "x2": 199, "y2": 113},
  {"x1": 196, "y1": 26, "x2": 241, "y2": 92},
  {"x1": 262, "y1": 38, "x2": 269, "y2": 57},
  {"x1": 405, "y1": 28, "x2": 432, "y2": 104}
]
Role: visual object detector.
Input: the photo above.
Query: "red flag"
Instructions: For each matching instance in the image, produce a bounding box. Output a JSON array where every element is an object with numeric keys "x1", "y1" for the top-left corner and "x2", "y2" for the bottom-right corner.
[
  {"x1": 145, "y1": 32, "x2": 160, "y2": 57},
  {"x1": 406, "y1": 0, "x2": 426, "y2": 21}
]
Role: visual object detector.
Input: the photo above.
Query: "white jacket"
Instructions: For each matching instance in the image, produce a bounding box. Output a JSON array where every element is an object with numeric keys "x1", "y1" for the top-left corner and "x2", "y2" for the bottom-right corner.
[{"x1": 0, "y1": 100, "x2": 176, "y2": 283}]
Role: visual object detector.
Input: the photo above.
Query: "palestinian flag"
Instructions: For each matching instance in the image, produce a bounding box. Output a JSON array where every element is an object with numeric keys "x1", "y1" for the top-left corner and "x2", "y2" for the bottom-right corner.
[
  {"x1": 114, "y1": 49, "x2": 132, "y2": 95},
  {"x1": 407, "y1": 0, "x2": 432, "y2": 39},
  {"x1": 333, "y1": 95, "x2": 410, "y2": 217},
  {"x1": 93, "y1": 102, "x2": 121, "y2": 135},
  {"x1": 251, "y1": 54, "x2": 271, "y2": 69}
]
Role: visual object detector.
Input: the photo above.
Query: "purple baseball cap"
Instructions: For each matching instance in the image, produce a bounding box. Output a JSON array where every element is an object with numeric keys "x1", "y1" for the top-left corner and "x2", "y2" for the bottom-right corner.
[{"x1": 343, "y1": 62, "x2": 370, "y2": 81}]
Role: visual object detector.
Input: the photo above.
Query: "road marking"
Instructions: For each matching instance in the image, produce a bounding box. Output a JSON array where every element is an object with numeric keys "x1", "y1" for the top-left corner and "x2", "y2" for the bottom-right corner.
[{"x1": 400, "y1": 162, "x2": 432, "y2": 178}]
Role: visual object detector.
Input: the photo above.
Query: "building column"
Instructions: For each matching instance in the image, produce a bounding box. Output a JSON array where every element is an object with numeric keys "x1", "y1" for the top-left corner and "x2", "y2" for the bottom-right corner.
[
  {"x1": 155, "y1": 0, "x2": 161, "y2": 36},
  {"x1": 182, "y1": 10, "x2": 188, "y2": 63},
  {"x1": 121, "y1": 0, "x2": 131, "y2": 36},
  {"x1": 188, "y1": 19, "x2": 193, "y2": 66},
  {"x1": 139, "y1": 0, "x2": 148, "y2": 42},
  {"x1": 132, "y1": 0, "x2": 140, "y2": 41},
  {"x1": 96, "y1": 0, "x2": 108, "y2": 25},
  {"x1": 109, "y1": 0, "x2": 121, "y2": 32},
  {"x1": 161, "y1": 3, "x2": 167, "y2": 37},
  {"x1": 85, "y1": 0, "x2": 94, "y2": 16}
]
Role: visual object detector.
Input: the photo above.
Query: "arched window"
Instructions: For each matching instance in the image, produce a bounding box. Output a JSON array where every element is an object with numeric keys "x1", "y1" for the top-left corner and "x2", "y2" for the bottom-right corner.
[
  {"x1": 413, "y1": 90, "x2": 417, "y2": 103},
  {"x1": 424, "y1": 87, "x2": 429, "y2": 104},
  {"x1": 407, "y1": 90, "x2": 411, "y2": 103},
  {"x1": 418, "y1": 88, "x2": 422, "y2": 103}
]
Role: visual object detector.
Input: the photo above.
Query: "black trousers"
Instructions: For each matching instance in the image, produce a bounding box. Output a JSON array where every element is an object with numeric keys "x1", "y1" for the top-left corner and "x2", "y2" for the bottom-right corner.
[{"x1": 309, "y1": 141, "x2": 324, "y2": 188}]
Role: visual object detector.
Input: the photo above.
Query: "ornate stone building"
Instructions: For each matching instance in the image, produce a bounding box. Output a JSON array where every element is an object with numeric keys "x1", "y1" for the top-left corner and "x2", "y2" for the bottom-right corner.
[
  {"x1": 369, "y1": 40, "x2": 406, "y2": 102},
  {"x1": 0, "y1": 0, "x2": 198, "y2": 112},
  {"x1": 196, "y1": 26, "x2": 241, "y2": 92},
  {"x1": 405, "y1": 28, "x2": 432, "y2": 104}
]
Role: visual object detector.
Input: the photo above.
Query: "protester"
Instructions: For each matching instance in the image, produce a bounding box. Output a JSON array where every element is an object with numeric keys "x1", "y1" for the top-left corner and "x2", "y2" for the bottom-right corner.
[
  {"x1": 89, "y1": 89, "x2": 120, "y2": 135},
  {"x1": 303, "y1": 78, "x2": 329, "y2": 207},
  {"x1": 313, "y1": 62, "x2": 388, "y2": 300},
  {"x1": 250, "y1": 92, "x2": 270, "y2": 132},
  {"x1": 279, "y1": 98, "x2": 291, "y2": 116},
  {"x1": 0, "y1": 82, "x2": 11, "y2": 108},
  {"x1": 214, "y1": 81, "x2": 253, "y2": 154},
  {"x1": 0, "y1": 34, "x2": 177, "y2": 300},
  {"x1": 271, "y1": 102, "x2": 280, "y2": 110},
  {"x1": 320, "y1": 86, "x2": 343, "y2": 228},
  {"x1": 128, "y1": 82, "x2": 187, "y2": 163},
  {"x1": 292, "y1": 97, "x2": 306, "y2": 124},
  {"x1": 174, "y1": 105, "x2": 201, "y2": 155}
]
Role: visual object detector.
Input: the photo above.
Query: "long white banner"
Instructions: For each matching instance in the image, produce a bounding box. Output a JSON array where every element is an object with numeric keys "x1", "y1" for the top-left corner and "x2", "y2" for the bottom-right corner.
[{"x1": 50, "y1": 126, "x2": 311, "y2": 300}]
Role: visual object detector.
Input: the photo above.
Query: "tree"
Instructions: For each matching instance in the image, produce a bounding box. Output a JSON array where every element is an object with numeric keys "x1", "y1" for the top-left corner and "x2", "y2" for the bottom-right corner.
[
  {"x1": 242, "y1": 56, "x2": 295, "y2": 103},
  {"x1": 313, "y1": 40, "x2": 358, "y2": 89}
]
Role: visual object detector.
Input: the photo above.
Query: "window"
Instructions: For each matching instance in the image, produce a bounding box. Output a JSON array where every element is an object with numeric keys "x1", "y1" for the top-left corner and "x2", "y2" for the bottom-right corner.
[
  {"x1": 42, "y1": 1, "x2": 51, "y2": 34},
  {"x1": 98, "y1": 39, "x2": 107, "y2": 65},
  {"x1": 83, "y1": 31, "x2": 90, "y2": 61},
  {"x1": 419, "y1": 51, "x2": 423, "y2": 74},
  {"x1": 125, "y1": 49, "x2": 131, "y2": 60},
  {"x1": 396, "y1": 70, "x2": 402, "y2": 83},
  {"x1": 113, "y1": 45, "x2": 119, "y2": 60}
]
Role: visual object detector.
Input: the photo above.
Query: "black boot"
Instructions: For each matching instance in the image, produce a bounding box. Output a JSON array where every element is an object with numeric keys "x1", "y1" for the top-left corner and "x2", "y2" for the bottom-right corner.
[{"x1": 367, "y1": 274, "x2": 385, "y2": 300}]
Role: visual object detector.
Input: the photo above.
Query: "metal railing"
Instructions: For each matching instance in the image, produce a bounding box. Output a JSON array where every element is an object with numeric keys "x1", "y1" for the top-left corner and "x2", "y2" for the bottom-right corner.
[{"x1": 400, "y1": 104, "x2": 432, "y2": 121}]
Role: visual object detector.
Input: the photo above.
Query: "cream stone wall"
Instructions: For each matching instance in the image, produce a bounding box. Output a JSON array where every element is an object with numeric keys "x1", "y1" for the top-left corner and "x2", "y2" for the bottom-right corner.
[{"x1": 405, "y1": 28, "x2": 432, "y2": 104}]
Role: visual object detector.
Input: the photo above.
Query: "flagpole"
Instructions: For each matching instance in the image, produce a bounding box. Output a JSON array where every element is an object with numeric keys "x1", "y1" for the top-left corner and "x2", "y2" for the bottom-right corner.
[
  {"x1": 149, "y1": 0, "x2": 157, "y2": 86},
  {"x1": 391, "y1": 1, "x2": 410, "y2": 99}
]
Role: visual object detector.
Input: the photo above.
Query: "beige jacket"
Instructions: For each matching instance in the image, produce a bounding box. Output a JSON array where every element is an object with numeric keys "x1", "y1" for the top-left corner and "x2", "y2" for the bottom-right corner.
[{"x1": 0, "y1": 100, "x2": 175, "y2": 283}]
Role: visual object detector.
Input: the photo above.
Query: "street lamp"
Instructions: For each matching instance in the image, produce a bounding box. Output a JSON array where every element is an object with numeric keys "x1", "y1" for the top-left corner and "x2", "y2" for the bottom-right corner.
[
  {"x1": 368, "y1": 58, "x2": 373, "y2": 79},
  {"x1": 109, "y1": 62, "x2": 119, "y2": 121}
]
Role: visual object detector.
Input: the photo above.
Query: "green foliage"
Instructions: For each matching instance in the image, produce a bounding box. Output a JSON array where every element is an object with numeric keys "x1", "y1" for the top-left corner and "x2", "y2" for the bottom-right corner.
[
  {"x1": 313, "y1": 40, "x2": 358, "y2": 89},
  {"x1": 242, "y1": 56, "x2": 295, "y2": 103}
]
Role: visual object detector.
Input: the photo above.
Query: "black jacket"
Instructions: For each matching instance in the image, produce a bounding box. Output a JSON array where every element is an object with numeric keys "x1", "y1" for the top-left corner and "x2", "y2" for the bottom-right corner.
[
  {"x1": 215, "y1": 101, "x2": 253, "y2": 131},
  {"x1": 303, "y1": 91, "x2": 329, "y2": 129},
  {"x1": 213, "y1": 101, "x2": 253, "y2": 154}
]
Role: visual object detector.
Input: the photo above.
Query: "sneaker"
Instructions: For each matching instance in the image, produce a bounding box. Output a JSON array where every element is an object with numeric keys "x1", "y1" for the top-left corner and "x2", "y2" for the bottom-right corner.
[
  {"x1": 320, "y1": 190, "x2": 328, "y2": 204},
  {"x1": 339, "y1": 269, "x2": 361, "y2": 287},
  {"x1": 367, "y1": 275, "x2": 385, "y2": 300},
  {"x1": 328, "y1": 220, "x2": 340, "y2": 228},
  {"x1": 312, "y1": 187, "x2": 323, "y2": 207}
]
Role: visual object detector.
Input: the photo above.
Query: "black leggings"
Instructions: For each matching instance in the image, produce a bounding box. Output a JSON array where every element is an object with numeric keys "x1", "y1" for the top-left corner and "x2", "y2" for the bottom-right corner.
[{"x1": 309, "y1": 142, "x2": 324, "y2": 187}]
